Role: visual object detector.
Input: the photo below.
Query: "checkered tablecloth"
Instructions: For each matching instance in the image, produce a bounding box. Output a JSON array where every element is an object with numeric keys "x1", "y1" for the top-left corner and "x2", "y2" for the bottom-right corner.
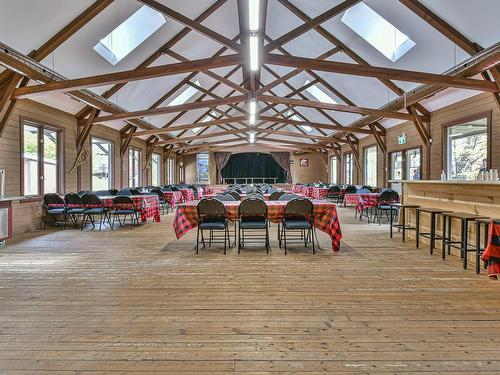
[
  {"x1": 163, "y1": 191, "x2": 184, "y2": 209},
  {"x1": 173, "y1": 200, "x2": 342, "y2": 252},
  {"x1": 352, "y1": 194, "x2": 399, "y2": 213},
  {"x1": 312, "y1": 187, "x2": 328, "y2": 200},
  {"x1": 291, "y1": 185, "x2": 304, "y2": 194},
  {"x1": 99, "y1": 195, "x2": 161, "y2": 223},
  {"x1": 180, "y1": 189, "x2": 195, "y2": 202},
  {"x1": 203, "y1": 186, "x2": 213, "y2": 195}
]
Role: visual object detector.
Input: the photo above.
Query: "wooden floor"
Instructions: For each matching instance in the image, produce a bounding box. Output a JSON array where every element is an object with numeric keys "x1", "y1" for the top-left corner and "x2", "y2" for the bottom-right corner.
[{"x1": 1, "y1": 208, "x2": 500, "y2": 374}]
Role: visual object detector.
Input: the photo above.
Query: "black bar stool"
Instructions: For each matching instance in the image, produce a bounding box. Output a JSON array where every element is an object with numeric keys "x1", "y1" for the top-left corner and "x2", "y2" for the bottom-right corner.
[
  {"x1": 475, "y1": 218, "x2": 491, "y2": 274},
  {"x1": 416, "y1": 208, "x2": 450, "y2": 254},
  {"x1": 441, "y1": 212, "x2": 488, "y2": 269},
  {"x1": 389, "y1": 203, "x2": 419, "y2": 242}
]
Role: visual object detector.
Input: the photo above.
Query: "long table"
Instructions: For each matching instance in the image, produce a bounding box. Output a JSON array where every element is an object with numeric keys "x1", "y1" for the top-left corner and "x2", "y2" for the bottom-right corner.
[
  {"x1": 98, "y1": 195, "x2": 161, "y2": 223},
  {"x1": 173, "y1": 200, "x2": 342, "y2": 252}
]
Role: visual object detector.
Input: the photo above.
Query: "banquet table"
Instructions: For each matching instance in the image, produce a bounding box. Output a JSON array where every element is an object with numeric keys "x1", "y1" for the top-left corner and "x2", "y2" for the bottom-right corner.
[
  {"x1": 291, "y1": 185, "x2": 304, "y2": 194},
  {"x1": 180, "y1": 188, "x2": 195, "y2": 202},
  {"x1": 99, "y1": 195, "x2": 161, "y2": 223},
  {"x1": 173, "y1": 200, "x2": 342, "y2": 252},
  {"x1": 163, "y1": 191, "x2": 184, "y2": 209},
  {"x1": 312, "y1": 187, "x2": 328, "y2": 200}
]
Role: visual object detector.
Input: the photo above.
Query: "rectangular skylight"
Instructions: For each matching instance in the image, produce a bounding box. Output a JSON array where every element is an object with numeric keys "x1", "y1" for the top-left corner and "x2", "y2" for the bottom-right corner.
[
  {"x1": 341, "y1": 2, "x2": 416, "y2": 62},
  {"x1": 194, "y1": 110, "x2": 219, "y2": 133},
  {"x1": 94, "y1": 6, "x2": 166, "y2": 65},
  {"x1": 168, "y1": 81, "x2": 201, "y2": 107},
  {"x1": 304, "y1": 80, "x2": 337, "y2": 104},
  {"x1": 287, "y1": 111, "x2": 312, "y2": 132}
]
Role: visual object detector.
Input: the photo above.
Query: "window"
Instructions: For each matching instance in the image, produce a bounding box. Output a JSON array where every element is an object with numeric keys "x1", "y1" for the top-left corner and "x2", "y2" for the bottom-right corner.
[
  {"x1": 304, "y1": 80, "x2": 337, "y2": 104},
  {"x1": 341, "y1": 2, "x2": 416, "y2": 62},
  {"x1": 94, "y1": 6, "x2": 166, "y2": 65},
  {"x1": 330, "y1": 156, "x2": 338, "y2": 184},
  {"x1": 286, "y1": 110, "x2": 312, "y2": 133},
  {"x1": 22, "y1": 120, "x2": 61, "y2": 196},
  {"x1": 406, "y1": 148, "x2": 421, "y2": 180},
  {"x1": 166, "y1": 158, "x2": 175, "y2": 184},
  {"x1": 390, "y1": 151, "x2": 403, "y2": 180},
  {"x1": 179, "y1": 165, "x2": 185, "y2": 183},
  {"x1": 446, "y1": 116, "x2": 488, "y2": 180},
  {"x1": 151, "y1": 153, "x2": 161, "y2": 186},
  {"x1": 168, "y1": 81, "x2": 201, "y2": 107},
  {"x1": 91, "y1": 137, "x2": 112, "y2": 190},
  {"x1": 364, "y1": 146, "x2": 377, "y2": 187},
  {"x1": 128, "y1": 148, "x2": 141, "y2": 187},
  {"x1": 196, "y1": 153, "x2": 209, "y2": 183},
  {"x1": 344, "y1": 153, "x2": 353, "y2": 185}
]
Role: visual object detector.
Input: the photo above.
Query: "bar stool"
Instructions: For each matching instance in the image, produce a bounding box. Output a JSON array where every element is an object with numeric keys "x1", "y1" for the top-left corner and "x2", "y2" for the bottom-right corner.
[
  {"x1": 475, "y1": 218, "x2": 491, "y2": 274},
  {"x1": 441, "y1": 212, "x2": 488, "y2": 269},
  {"x1": 389, "y1": 203, "x2": 419, "y2": 242},
  {"x1": 416, "y1": 208, "x2": 450, "y2": 254}
]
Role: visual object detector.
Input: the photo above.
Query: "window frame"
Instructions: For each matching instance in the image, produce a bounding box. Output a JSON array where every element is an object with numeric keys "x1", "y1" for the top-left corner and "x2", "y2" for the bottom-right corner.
[
  {"x1": 343, "y1": 152, "x2": 353, "y2": 185},
  {"x1": 441, "y1": 111, "x2": 492, "y2": 180},
  {"x1": 90, "y1": 136, "x2": 114, "y2": 191},
  {"x1": 196, "y1": 153, "x2": 209, "y2": 184},
  {"x1": 128, "y1": 147, "x2": 142, "y2": 187},
  {"x1": 389, "y1": 146, "x2": 423, "y2": 180},
  {"x1": 363, "y1": 144, "x2": 378, "y2": 187},
  {"x1": 166, "y1": 158, "x2": 175, "y2": 185},
  {"x1": 20, "y1": 117, "x2": 64, "y2": 197}
]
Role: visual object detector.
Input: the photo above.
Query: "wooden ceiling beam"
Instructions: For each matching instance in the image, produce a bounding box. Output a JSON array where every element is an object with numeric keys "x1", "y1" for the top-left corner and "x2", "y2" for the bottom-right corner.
[
  {"x1": 158, "y1": 128, "x2": 247, "y2": 146},
  {"x1": 93, "y1": 94, "x2": 247, "y2": 123},
  {"x1": 137, "y1": 0, "x2": 240, "y2": 52},
  {"x1": 132, "y1": 116, "x2": 247, "y2": 137},
  {"x1": 263, "y1": 53, "x2": 499, "y2": 92},
  {"x1": 256, "y1": 95, "x2": 421, "y2": 121},
  {"x1": 265, "y1": 0, "x2": 360, "y2": 52},
  {"x1": 75, "y1": 0, "x2": 229, "y2": 119},
  {"x1": 12, "y1": 54, "x2": 243, "y2": 98}
]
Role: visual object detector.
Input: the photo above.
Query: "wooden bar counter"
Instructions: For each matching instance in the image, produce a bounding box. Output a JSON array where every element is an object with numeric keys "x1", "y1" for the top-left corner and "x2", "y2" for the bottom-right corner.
[{"x1": 397, "y1": 180, "x2": 500, "y2": 267}]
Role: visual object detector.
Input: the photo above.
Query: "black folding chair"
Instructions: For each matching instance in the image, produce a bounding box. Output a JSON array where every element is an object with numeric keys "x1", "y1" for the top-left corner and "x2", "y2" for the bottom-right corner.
[
  {"x1": 196, "y1": 198, "x2": 230, "y2": 254},
  {"x1": 227, "y1": 191, "x2": 241, "y2": 201},
  {"x1": 151, "y1": 188, "x2": 168, "y2": 214},
  {"x1": 112, "y1": 196, "x2": 139, "y2": 229},
  {"x1": 269, "y1": 191, "x2": 284, "y2": 201},
  {"x1": 64, "y1": 193, "x2": 86, "y2": 228},
  {"x1": 326, "y1": 185, "x2": 341, "y2": 203},
  {"x1": 42, "y1": 193, "x2": 67, "y2": 229},
  {"x1": 238, "y1": 198, "x2": 269, "y2": 253},
  {"x1": 81, "y1": 194, "x2": 112, "y2": 231},
  {"x1": 116, "y1": 189, "x2": 132, "y2": 196},
  {"x1": 372, "y1": 189, "x2": 399, "y2": 224},
  {"x1": 279, "y1": 198, "x2": 316, "y2": 254},
  {"x1": 279, "y1": 193, "x2": 299, "y2": 201}
]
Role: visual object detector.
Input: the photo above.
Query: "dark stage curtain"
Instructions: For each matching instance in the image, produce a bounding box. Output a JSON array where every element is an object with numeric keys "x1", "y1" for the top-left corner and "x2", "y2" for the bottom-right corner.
[{"x1": 221, "y1": 153, "x2": 286, "y2": 182}]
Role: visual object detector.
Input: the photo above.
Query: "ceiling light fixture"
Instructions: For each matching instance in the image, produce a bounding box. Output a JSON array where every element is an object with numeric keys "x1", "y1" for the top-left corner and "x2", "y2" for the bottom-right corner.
[
  {"x1": 249, "y1": 114, "x2": 256, "y2": 126},
  {"x1": 249, "y1": 98, "x2": 256, "y2": 115},
  {"x1": 249, "y1": 0, "x2": 259, "y2": 31},
  {"x1": 249, "y1": 35, "x2": 259, "y2": 71},
  {"x1": 249, "y1": 131, "x2": 256, "y2": 143}
]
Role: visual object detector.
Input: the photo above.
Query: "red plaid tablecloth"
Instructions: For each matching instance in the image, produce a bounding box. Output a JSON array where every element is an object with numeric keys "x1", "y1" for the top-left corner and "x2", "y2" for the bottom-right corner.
[
  {"x1": 99, "y1": 195, "x2": 161, "y2": 223},
  {"x1": 173, "y1": 200, "x2": 342, "y2": 252},
  {"x1": 291, "y1": 185, "x2": 304, "y2": 194},
  {"x1": 180, "y1": 189, "x2": 195, "y2": 202},
  {"x1": 203, "y1": 186, "x2": 213, "y2": 195},
  {"x1": 163, "y1": 191, "x2": 184, "y2": 209},
  {"x1": 304, "y1": 187, "x2": 315, "y2": 197},
  {"x1": 351, "y1": 194, "x2": 399, "y2": 213},
  {"x1": 312, "y1": 187, "x2": 328, "y2": 200},
  {"x1": 196, "y1": 187, "x2": 204, "y2": 199}
]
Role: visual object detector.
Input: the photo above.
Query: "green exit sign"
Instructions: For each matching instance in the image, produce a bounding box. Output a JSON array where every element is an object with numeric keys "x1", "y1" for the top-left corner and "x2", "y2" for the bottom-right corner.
[{"x1": 397, "y1": 133, "x2": 407, "y2": 145}]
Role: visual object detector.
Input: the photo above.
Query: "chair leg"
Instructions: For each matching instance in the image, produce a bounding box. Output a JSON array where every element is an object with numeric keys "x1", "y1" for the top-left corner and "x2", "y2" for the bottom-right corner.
[
  {"x1": 266, "y1": 223, "x2": 270, "y2": 254},
  {"x1": 283, "y1": 226, "x2": 287, "y2": 255},
  {"x1": 223, "y1": 226, "x2": 227, "y2": 255},
  {"x1": 442, "y1": 215, "x2": 447, "y2": 260},
  {"x1": 311, "y1": 227, "x2": 315, "y2": 254},
  {"x1": 238, "y1": 223, "x2": 241, "y2": 254},
  {"x1": 196, "y1": 227, "x2": 200, "y2": 254},
  {"x1": 476, "y1": 222, "x2": 481, "y2": 274},
  {"x1": 99, "y1": 214, "x2": 103, "y2": 231}
]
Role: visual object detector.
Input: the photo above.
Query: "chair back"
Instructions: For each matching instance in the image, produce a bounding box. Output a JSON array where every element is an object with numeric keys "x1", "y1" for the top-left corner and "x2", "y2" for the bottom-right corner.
[
  {"x1": 246, "y1": 192, "x2": 265, "y2": 200},
  {"x1": 328, "y1": 185, "x2": 340, "y2": 194},
  {"x1": 116, "y1": 189, "x2": 132, "y2": 196},
  {"x1": 239, "y1": 197, "x2": 267, "y2": 221},
  {"x1": 215, "y1": 194, "x2": 235, "y2": 201},
  {"x1": 109, "y1": 189, "x2": 118, "y2": 196},
  {"x1": 171, "y1": 186, "x2": 180, "y2": 191},
  {"x1": 94, "y1": 190, "x2": 109, "y2": 197},
  {"x1": 77, "y1": 190, "x2": 89, "y2": 197},
  {"x1": 44, "y1": 193, "x2": 65, "y2": 208},
  {"x1": 361, "y1": 185, "x2": 373, "y2": 192},
  {"x1": 82, "y1": 193, "x2": 104, "y2": 208},
  {"x1": 345, "y1": 185, "x2": 357, "y2": 194},
  {"x1": 113, "y1": 195, "x2": 135, "y2": 210},
  {"x1": 356, "y1": 188, "x2": 371, "y2": 194},
  {"x1": 64, "y1": 193, "x2": 84, "y2": 208},
  {"x1": 197, "y1": 198, "x2": 226, "y2": 223},
  {"x1": 269, "y1": 191, "x2": 285, "y2": 200},
  {"x1": 378, "y1": 189, "x2": 399, "y2": 203},
  {"x1": 151, "y1": 188, "x2": 165, "y2": 203},
  {"x1": 227, "y1": 191, "x2": 241, "y2": 201},
  {"x1": 130, "y1": 188, "x2": 141, "y2": 195},
  {"x1": 284, "y1": 198, "x2": 313, "y2": 221},
  {"x1": 279, "y1": 193, "x2": 299, "y2": 201}
]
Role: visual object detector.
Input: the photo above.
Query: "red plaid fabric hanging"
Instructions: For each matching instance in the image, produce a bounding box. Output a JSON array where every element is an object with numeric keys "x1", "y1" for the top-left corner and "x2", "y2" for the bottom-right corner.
[{"x1": 482, "y1": 219, "x2": 500, "y2": 279}]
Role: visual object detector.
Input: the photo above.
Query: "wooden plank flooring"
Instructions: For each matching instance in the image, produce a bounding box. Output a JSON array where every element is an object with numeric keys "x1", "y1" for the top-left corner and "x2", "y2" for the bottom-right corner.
[{"x1": 0, "y1": 208, "x2": 500, "y2": 374}]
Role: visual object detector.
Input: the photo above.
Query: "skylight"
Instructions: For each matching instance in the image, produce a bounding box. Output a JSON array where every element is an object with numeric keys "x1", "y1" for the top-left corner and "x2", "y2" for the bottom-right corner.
[
  {"x1": 194, "y1": 110, "x2": 219, "y2": 133},
  {"x1": 286, "y1": 111, "x2": 312, "y2": 133},
  {"x1": 94, "y1": 6, "x2": 166, "y2": 65},
  {"x1": 341, "y1": 2, "x2": 416, "y2": 62},
  {"x1": 304, "y1": 80, "x2": 336, "y2": 104},
  {"x1": 168, "y1": 81, "x2": 201, "y2": 107}
]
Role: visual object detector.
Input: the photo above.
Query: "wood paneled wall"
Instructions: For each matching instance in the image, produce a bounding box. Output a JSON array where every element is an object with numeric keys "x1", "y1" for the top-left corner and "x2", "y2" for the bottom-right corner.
[{"x1": 330, "y1": 93, "x2": 500, "y2": 186}]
